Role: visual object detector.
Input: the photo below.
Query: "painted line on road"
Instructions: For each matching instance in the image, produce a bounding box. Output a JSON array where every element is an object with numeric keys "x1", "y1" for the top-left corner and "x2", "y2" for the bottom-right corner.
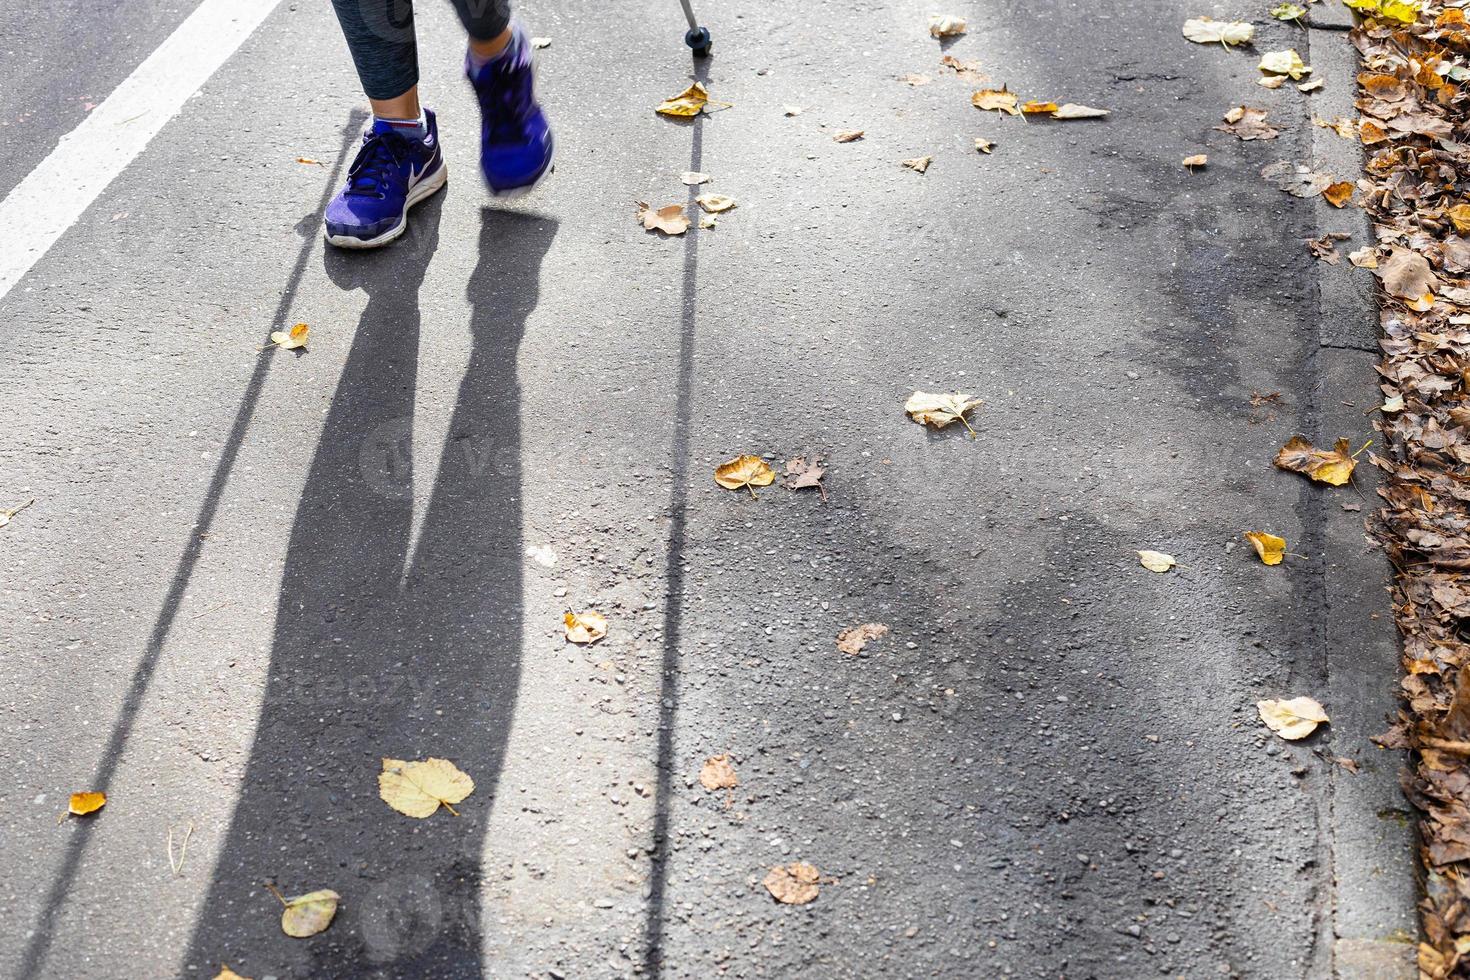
[{"x1": 0, "y1": 0, "x2": 285, "y2": 304}]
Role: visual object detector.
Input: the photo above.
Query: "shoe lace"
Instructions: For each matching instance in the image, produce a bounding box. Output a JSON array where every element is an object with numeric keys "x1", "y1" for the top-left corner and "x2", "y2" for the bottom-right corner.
[
  {"x1": 344, "y1": 130, "x2": 409, "y2": 198},
  {"x1": 476, "y1": 60, "x2": 534, "y2": 143}
]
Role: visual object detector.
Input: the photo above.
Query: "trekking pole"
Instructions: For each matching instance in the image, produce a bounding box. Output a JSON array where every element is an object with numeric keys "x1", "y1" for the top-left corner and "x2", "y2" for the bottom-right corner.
[{"x1": 677, "y1": 0, "x2": 712, "y2": 57}]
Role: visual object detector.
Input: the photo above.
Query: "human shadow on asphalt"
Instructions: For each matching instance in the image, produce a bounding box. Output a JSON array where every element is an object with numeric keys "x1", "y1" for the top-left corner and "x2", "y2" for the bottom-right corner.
[{"x1": 183, "y1": 204, "x2": 558, "y2": 978}]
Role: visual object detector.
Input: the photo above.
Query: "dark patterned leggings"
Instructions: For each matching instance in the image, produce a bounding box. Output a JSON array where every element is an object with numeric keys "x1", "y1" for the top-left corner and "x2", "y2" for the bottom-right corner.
[{"x1": 329, "y1": 0, "x2": 512, "y2": 100}]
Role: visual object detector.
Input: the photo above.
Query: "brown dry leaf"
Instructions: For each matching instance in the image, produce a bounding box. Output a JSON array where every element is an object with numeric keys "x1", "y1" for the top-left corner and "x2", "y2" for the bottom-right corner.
[
  {"x1": 655, "y1": 82, "x2": 728, "y2": 117},
  {"x1": 928, "y1": 14, "x2": 967, "y2": 37},
  {"x1": 901, "y1": 156, "x2": 932, "y2": 173},
  {"x1": 837, "y1": 622, "x2": 889, "y2": 655},
  {"x1": 1137, "y1": 550, "x2": 1177, "y2": 573},
  {"x1": 1181, "y1": 16, "x2": 1255, "y2": 45},
  {"x1": 1256, "y1": 697, "x2": 1329, "y2": 740},
  {"x1": 1314, "y1": 115, "x2": 1358, "y2": 139},
  {"x1": 214, "y1": 967, "x2": 252, "y2": 980},
  {"x1": 1273, "y1": 436, "x2": 1357, "y2": 486},
  {"x1": 699, "y1": 754, "x2": 739, "y2": 791},
  {"x1": 1259, "y1": 75, "x2": 1286, "y2": 90},
  {"x1": 904, "y1": 390, "x2": 980, "y2": 435},
  {"x1": 273, "y1": 887, "x2": 340, "y2": 938},
  {"x1": 1182, "y1": 153, "x2": 1208, "y2": 169},
  {"x1": 1323, "y1": 181, "x2": 1355, "y2": 207},
  {"x1": 972, "y1": 88, "x2": 1020, "y2": 116},
  {"x1": 833, "y1": 129, "x2": 865, "y2": 143},
  {"x1": 379, "y1": 757, "x2": 475, "y2": 817},
  {"x1": 714, "y1": 455, "x2": 776, "y2": 495},
  {"x1": 269, "y1": 322, "x2": 309, "y2": 350},
  {"x1": 1448, "y1": 204, "x2": 1470, "y2": 234},
  {"x1": 939, "y1": 55, "x2": 987, "y2": 83},
  {"x1": 68, "y1": 792, "x2": 106, "y2": 817},
  {"x1": 1348, "y1": 245, "x2": 1378, "y2": 268},
  {"x1": 695, "y1": 193, "x2": 736, "y2": 213},
  {"x1": 784, "y1": 455, "x2": 828, "y2": 500},
  {"x1": 975, "y1": 138, "x2": 995, "y2": 154},
  {"x1": 763, "y1": 862, "x2": 822, "y2": 904},
  {"x1": 680, "y1": 171, "x2": 711, "y2": 185},
  {"x1": 1216, "y1": 106, "x2": 1278, "y2": 141},
  {"x1": 1243, "y1": 531, "x2": 1287, "y2": 566},
  {"x1": 1308, "y1": 235, "x2": 1344, "y2": 264},
  {"x1": 1376, "y1": 246, "x2": 1440, "y2": 301},
  {"x1": 1052, "y1": 103, "x2": 1110, "y2": 119},
  {"x1": 635, "y1": 201, "x2": 690, "y2": 236},
  {"x1": 1261, "y1": 160, "x2": 1331, "y2": 198},
  {"x1": 563, "y1": 610, "x2": 608, "y2": 644}
]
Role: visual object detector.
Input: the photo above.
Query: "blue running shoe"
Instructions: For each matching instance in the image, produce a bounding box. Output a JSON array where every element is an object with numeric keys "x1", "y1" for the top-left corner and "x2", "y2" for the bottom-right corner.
[
  {"x1": 466, "y1": 26, "x2": 554, "y2": 197},
  {"x1": 324, "y1": 109, "x2": 448, "y2": 249}
]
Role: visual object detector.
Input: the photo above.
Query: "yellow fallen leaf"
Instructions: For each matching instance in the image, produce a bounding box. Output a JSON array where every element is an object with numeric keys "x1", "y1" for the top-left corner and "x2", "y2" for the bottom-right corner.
[
  {"x1": 833, "y1": 129, "x2": 864, "y2": 142},
  {"x1": 836, "y1": 622, "x2": 889, "y2": 655},
  {"x1": 1051, "y1": 103, "x2": 1109, "y2": 119},
  {"x1": 294, "y1": 157, "x2": 323, "y2": 166},
  {"x1": 928, "y1": 14, "x2": 967, "y2": 37},
  {"x1": 1348, "y1": 246, "x2": 1378, "y2": 268},
  {"x1": 1181, "y1": 16, "x2": 1255, "y2": 46},
  {"x1": 1273, "y1": 436, "x2": 1357, "y2": 486},
  {"x1": 1297, "y1": 78, "x2": 1323, "y2": 93},
  {"x1": 1382, "y1": 393, "x2": 1405, "y2": 413},
  {"x1": 269, "y1": 323, "x2": 309, "y2": 350},
  {"x1": 972, "y1": 88, "x2": 1020, "y2": 115},
  {"x1": 1271, "y1": 2, "x2": 1307, "y2": 19},
  {"x1": 635, "y1": 201, "x2": 689, "y2": 236},
  {"x1": 1323, "y1": 181, "x2": 1354, "y2": 208},
  {"x1": 1182, "y1": 153, "x2": 1208, "y2": 168},
  {"x1": 68, "y1": 792, "x2": 106, "y2": 817},
  {"x1": 1243, "y1": 531, "x2": 1286, "y2": 566},
  {"x1": 695, "y1": 193, "x2": 736, "y2": 213},
  {"x1": 1343, "y1": 0, "x2": 1423, "y2": 25},
  {"x1": 273, "y1": 887, "x2": 340, "y2": 938},
  {"x1": 656, "y1": 82, "x2": 715, "y2": 117},
  {"x1": 214, "y1": 966, "x2": 252, "y2": 980},
  {"x1": 764, "y1": 862, "x2": 821, "y2": 904},
  {"x1": 714, "y1": 455, "x2": 776, "y2": 495},
  {"x1": 1257, "y1": 696, "x2": 1329, "y2": 740},
  {"x1": 1259, "y1": 49, "x2": 1311, "y2": 80},
  {"x1": 1137, "y1": 550, "x2": 1177, "y2": 573},
  {"x1": 975, "y1": 138, "x2": 995, "y2": 153},
  {"x1": 379, "y1": 757, "x2": 475, "y2": 817},
  {"x1": 901, "y1": 156, "x2": 932, "y2": 173},
  {"x1": 1022, "y1": 100, "x2": 1059, "y2": 115},
  {"x1": 563, "y1": 610, "x2": 608, "y2": 645},
  {"x1": 1259, "y1": 75, "x2": 1286, "y2": 89},
  {"x1": 1448, "y1": 204, "x2": 1470, "y2": 234},
  {"x1": 699, "y1": 754, "x2": 739, "y2": 791},
  {"x1": 904, "y1": 390, "x2": 980, "y2": 435}
]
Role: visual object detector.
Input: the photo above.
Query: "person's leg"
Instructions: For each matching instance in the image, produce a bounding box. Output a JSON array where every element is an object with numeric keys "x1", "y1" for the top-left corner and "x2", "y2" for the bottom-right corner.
[
  {"x1": 451, "y1": 0, "x2": 555, "y2": 196},
  {"x1": 323, "y1": 0, "x2": 448, "y2": 248}
]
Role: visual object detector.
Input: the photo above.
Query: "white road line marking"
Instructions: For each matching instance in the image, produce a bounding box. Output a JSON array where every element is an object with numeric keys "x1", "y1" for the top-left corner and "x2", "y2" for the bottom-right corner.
[{"x1": 0, "y1": 0, "x2": 285, "y2": 303}]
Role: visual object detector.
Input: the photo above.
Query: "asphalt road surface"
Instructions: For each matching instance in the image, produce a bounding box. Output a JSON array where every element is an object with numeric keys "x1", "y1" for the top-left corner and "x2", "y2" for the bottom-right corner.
[{"x1": 0, "y1": 0, "x2": 1421, "y2": 977}]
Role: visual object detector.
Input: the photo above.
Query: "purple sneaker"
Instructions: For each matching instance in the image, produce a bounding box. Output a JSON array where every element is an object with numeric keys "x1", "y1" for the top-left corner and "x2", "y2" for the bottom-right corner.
[
  {"x1": 466, "y1": 26, "x2": 554, "y2": 197},
  {"x1": 324, "y1": 109, "x2": 447, "y2": 249}
]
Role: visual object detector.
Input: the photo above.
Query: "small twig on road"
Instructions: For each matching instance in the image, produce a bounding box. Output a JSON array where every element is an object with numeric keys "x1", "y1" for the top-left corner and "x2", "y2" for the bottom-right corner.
[
  {"x1": 190, "y1": 601, "x2": 234, "y2": 621},
  {"x1": 167, "y1": 822, "x2": 194, "y2": 876}
]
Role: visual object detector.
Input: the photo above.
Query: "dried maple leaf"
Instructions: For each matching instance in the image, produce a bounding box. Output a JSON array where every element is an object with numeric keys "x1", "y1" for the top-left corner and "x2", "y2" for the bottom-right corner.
[
  {"x1": 564, "y1": 610, "x2": 608, "y2": 644},
  {"x1": 1448, "y1": 204, "x2": 1470, "y2": 234},
  {"x1": 1182, "y1": 153, "x2": 1208, "y2": 169},
  {"x1": 1137, "y1": 550, "x2": 1177, "y2": 573},
  {"x1": 1259, "y1": 49, "x2": 1311, "y2": 79},
  {"x1": 928, "y1": 14, "x2": 966, "y2": 37},
  {"x1": 1257, "y1": 697, "x2": 1329, "y2": 740},
  {"x1": 784, "y1": 455, "x2": 828, "y2": 500},
  {"x1": 972, "y1": 88, "x2": 1019, "y2": 115},
  {"x1": 1243, "y1": 531, "x2": 1287, "y2": 565},
  {"x1": 1216, "y1": 106, "x2": 1278, "y2": 140},
  {"x1": 636, "y1": 201, "x2": 690, "y2": 236},
  {"x1": 1273, "y1": 436, "x2": 1357, "y2": 485},
  {"x1": 699, "y1": 754, "x2": 739, "y2": 791},
  {"x1": 269, "y1": 886, "x2": 340, "y2": 938},
  {"x1": 901, "y1": 156, "x2": 932, "y2": 173},
  {"x1": 655, "y1": 82, "x2": 728, "y2": 117},
  {"x1": 714, "y1": 455, "x2": 775, "y2": 496},
  {"x1": 764, "y1": 862, "x2": 821, "y2": 904},
  {"x1": 695, "y1": 193, "x2": 735, "y2": 213},
  {"x1": 1376, "y1": 246, "x2": 1440, "y2": 301},
  {"x1": 379, "y1": 757, "x2": 475, "y2": 817},
  {"x1": 1182, "y1": 16, "x2": 1254, "y2": 46},
  {"x1": 68, "y1": 792, "x2": 106, "y2": 817},
  {"x1": 269, "y1": 322, "x2": 309, "y2": 350},
  {"x1": 904, "y1": 390, "x2": 980, "y2": 435},
  {"x1": 1261, "y1": 161, "x2": 1331, "y2": 198},
  {"x1": 837, "y1": 622, "x2": 888, "y2": 655},
  {"x1": 833, "y1": 129, "x2": 865, "y2": 142},
  {"x1": 975, "y1": 138, "x2": 995, "y2": 154}
]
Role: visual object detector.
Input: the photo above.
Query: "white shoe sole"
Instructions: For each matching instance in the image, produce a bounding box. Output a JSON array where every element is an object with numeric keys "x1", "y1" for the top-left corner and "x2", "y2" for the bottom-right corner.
[
  {"x1": 488, "y1": 138, "x2": 556, "y2": 200},
  {"x1": 324, "y1": 162, "x2": 449, "y2": 249}
]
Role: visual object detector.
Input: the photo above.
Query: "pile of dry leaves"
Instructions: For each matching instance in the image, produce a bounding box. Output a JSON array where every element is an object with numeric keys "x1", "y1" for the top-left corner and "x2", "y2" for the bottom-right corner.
[{"x1": 1352, "y1": 4, "x2": 1470, "y2": 975}]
